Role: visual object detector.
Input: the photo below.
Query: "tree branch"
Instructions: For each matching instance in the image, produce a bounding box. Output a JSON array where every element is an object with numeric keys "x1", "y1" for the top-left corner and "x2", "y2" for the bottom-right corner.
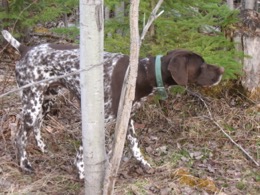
[
  {"x1": 103, "y1": 0, "x2": 140, "y2": 194},
  {"x1": 140, "y1": 0, "x2": 164, "y2": 42},
  {"x1": 103, "y1": 1, "x2": 165, "y2": 194}
]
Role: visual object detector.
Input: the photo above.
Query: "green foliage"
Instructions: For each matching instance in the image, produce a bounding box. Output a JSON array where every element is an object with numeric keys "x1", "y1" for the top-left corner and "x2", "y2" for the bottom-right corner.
[
  {"x1": 1, "y1": 0, "x2": 242, "y2": 80},
  {"x1": 51, "y1": 26, "x2": 79, "y2": 41},
  {"x1": 105, "y1": 34, "x2": 130, "y2": 54},
  {"x1": 104, "y1": 0, "x2": 122, "y2": 9},
  {"x1": 0, "y1": 0, "x2": 78, "y2": 33},
  {"x1": 256, "y1": 174, "x2": 260, "y2": 182},
  {"x1": 236, "y1": 181, "x2": 246, "y2": 190},
  {"x1": 169, "y1": 86, "x2": 186, "y2": 96},
  {"x1": 105, "y1": 0, "x2": 241, "y2": 80}
]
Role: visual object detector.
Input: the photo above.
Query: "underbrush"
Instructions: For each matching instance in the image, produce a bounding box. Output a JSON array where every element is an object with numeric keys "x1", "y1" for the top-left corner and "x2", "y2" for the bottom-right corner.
[{"x1": 0, "y1": 51, "x2": 259, "y2": 194}]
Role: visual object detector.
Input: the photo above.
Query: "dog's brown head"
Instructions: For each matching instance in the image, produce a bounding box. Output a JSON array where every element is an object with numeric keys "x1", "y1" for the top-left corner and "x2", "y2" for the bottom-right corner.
[{"x1": 163, "y1": 49, "x2": 224, "y2": 87}]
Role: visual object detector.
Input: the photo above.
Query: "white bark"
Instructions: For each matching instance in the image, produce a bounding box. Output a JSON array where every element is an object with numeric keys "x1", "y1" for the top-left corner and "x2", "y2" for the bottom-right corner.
[
  {"x1": 244, "y1": 0, "x2": 256, "y2": 9},
  {"x1": 79, "y1": 0, "x2": 105, "y2": 194},
  {"x1": 241, "y1": 36, "x2": 260, "y2": 94},
  {"x1": 226, "y1": 0, "x2": 234, "y2": 10},
  {"x1": 234, "y1": 9, "x2": 260, "y2": 99}
]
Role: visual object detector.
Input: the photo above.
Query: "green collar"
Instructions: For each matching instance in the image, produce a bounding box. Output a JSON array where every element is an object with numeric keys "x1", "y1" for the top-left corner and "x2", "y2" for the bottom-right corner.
[{"x1": 155, "y1": 55, "x2": 168, "y2": 100}]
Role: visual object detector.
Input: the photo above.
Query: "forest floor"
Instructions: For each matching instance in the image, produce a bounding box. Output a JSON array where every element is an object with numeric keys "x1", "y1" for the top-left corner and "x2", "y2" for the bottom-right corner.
[{"x1": 0, "y1": 41, "x2": 259, "y2": 195}]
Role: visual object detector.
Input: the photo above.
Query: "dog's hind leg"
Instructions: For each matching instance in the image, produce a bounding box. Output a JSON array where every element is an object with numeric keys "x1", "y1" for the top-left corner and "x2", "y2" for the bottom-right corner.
[
  {"x1": 30, "y1": 88, "x2": 46, "y2": 153},
  {"x1": 16, "y1": 87, "x2": 46, "y2": 172},
  {"x1": 42, "y1": 88, "x2": 59, "y2": 118},
  {"x1": 16, "y1": 119, "x2": 34, "y2": 172},
  {"x1": 75, "y1": 145, "x2": 84, "y2": 179}
]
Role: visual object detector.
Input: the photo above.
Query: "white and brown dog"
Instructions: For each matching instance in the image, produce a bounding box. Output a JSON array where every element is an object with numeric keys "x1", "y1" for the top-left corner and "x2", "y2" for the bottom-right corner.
[{"x1": 2, "y1": 30, "x2": 224, "y2": 179}]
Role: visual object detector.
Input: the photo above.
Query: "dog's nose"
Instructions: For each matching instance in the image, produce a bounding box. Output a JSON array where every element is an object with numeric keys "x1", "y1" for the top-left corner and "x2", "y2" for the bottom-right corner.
[{"x1": 219, "y1": 67, "x2": 225, "y2": 74}]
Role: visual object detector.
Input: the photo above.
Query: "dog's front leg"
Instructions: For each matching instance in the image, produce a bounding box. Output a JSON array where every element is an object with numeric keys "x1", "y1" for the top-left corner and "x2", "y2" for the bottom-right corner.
[{"x1": 127, "y1": 119, "x2": 151, "y2": 168}]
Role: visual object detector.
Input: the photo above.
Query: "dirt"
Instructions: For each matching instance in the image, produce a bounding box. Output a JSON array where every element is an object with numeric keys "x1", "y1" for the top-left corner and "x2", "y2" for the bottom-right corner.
[{"x1": 0, "y1": 45, "x2": 259, "y2": 195}]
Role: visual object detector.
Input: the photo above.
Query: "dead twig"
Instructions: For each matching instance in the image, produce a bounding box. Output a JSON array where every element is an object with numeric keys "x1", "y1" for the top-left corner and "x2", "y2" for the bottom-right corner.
[
  {"x1": 0, "y1": 44, "x2": 10, "y2": 55},
  {"x1": 187, "y1": 88, "x2": 259, "y2": 167}
]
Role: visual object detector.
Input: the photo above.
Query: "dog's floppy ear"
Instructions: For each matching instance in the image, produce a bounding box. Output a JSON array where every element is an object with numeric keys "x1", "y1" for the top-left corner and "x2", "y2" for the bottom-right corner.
[{"x1": 167, "y1": 56, "x2": 188, "y2": 86}]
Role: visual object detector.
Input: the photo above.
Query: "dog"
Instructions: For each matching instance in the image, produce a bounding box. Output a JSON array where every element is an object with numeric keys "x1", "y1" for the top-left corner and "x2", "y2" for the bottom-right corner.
[{"x1": 2, "y1": 30, "x2": 224, "y2": 179}]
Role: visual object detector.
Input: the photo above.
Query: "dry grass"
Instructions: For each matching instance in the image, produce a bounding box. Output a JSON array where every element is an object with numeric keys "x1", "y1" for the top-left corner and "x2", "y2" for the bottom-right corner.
[{"x1": 0, "y1": 47, "x2": 259, "y2": 195}]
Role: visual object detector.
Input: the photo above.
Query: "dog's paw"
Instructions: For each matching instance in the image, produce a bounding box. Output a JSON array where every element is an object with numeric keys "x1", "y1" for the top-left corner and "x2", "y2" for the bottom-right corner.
[{"x1": 20, "y1": 159, "x2": 35, "y2": 173}]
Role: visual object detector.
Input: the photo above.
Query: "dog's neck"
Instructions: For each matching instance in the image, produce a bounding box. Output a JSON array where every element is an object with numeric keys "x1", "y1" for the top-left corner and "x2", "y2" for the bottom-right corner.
[
  {"x1": 146, "y1": 56, "x2": 176, "y2": 87},
  {"x1": 134, "y1": 56, "x2": 175, "y2": 101}
]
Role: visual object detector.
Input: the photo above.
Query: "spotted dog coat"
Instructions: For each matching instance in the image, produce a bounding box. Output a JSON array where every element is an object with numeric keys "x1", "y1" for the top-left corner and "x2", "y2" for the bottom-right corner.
[{"x1": 2, "y1": 30, "x2": 224, "y2": 179}]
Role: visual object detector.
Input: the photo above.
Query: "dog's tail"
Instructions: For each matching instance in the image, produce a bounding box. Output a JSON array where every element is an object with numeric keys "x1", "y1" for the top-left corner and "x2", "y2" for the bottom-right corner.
[{"x1": 1, "y1": 30, "x2": 23, "y2": 53}]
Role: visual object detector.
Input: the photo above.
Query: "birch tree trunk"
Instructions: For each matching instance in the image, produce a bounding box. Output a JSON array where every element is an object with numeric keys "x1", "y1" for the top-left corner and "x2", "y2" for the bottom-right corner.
[
  {"x1": 104, "y1": 6, "x2": 110, "y2": 20},
  {"x1": 79, "y1": 0, "x2": 106, "y2": 194},
  {"x1": 243, "y1": 0, "x2": 257, "y2": 10},
  {"x1": 103, "y1": 0, "x2": 140, "y2": 194},
  {"x1": 234, "y1": 9, "x2": 260, "y2": 100},
  {"x1": 226, "y1": 0, "x2": 234, "y2": 10}
]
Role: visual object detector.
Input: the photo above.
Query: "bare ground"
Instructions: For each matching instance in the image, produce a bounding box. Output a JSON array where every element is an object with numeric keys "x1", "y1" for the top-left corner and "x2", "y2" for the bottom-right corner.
[{"x1": 0, "y1": 45, "x2": 259, "y2": 195}]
